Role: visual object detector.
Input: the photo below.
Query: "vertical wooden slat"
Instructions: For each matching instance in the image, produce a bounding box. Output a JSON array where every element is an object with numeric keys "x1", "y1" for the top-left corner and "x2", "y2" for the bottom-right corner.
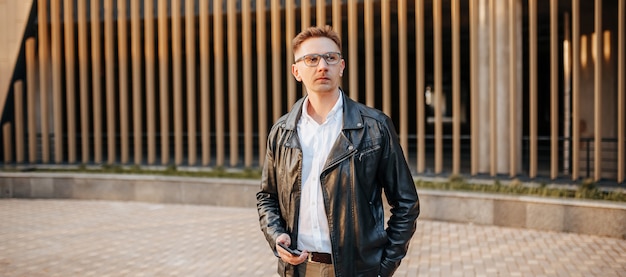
[
  {"x1": 364, "y1": 0, "x2": 374, "y2": 107},
  {"x1": 332, "y1": 0, "x2": 341, "y2": 37},
  {"x1": 3, "y1": 123, "x2": 11, "y2": 163},
  {"x1": 470, "y1": 0, "x2": 477, "y2": 175},
  {"x1": 144, "y1": 0, "x2": 155, "y2": 165},
  {"x1": 286, "y1": 0, "x2": 296, "y2": 103},
  {"x1": 489, "y1": 0, "x2": 496, "y2": 176},
  {"x1": 145, "y1": 0, "x2": 156, "y2": 165},
  {"x1": 144, "y1": 1, "x2": 156, "y2": 165},
  {"x1": 452, "y1": 0, "x2": 461, "y2": 175},
  {"x1": 381, "y1": 0, "x2": 390, "y2": 113},
  {"x1": 333, "y1": 0, "x2": 342, "y2": 88},
  {"x1": 132, "y1": 0, "x2": 142, "y2": 165},
  {"x1": 158, "y1": 0, "x2": 170, "y2": 165},
  {"x1": 509, "y1": 0, "x2": 517, "y2": 177},
  {"x1": 242, "y1": 0, "x2": 253, "y2": 167},
  {"x1": 302, "y1": 0, "x2": 310, "y2": 30},
  {"x1": 434, "y1": 0, "x2": 443, "y2": 174},
  {"x1": 105, "y1": 0, "x2": 116, "y2": 164},
  {"x1": 214, "y1": 0, "x2": 225, "y2": 166},
  {"x1": 563, "y1": 13, "x2": 571, "y2": 176},
  {"x1": 78, "y1": 0, "x2": 89, "y2": 163},
  {"x1": 200, "y1": 0, "x2": 210, "y2": 166},
  {"x1": 26, "y1": 38, "x2": 37, "y2": 163},
  {"x1": 550, "y1": 0, "x2": 558, "y2": 179},
  {"x1": 92, "y1": 0, "x2": 102, "y2": 164},
  {"x1": 417, "y1": 0, "x2": 425, "y2": 173},
  {"x1": 14, "y1": 81, "x2": 24, "y2": 163},
  {"x1": 317, "y1": 0, "x2": 326, "y2": 26},
  {"x1": 186, "y1": 0, "x2": 196, "y2": 165},
  {"x1": 227, "y1": 0, "x2": 238, "y2": 167},
  {"x1": 271, "y1": 0, "x2": 282, "y2": 121},
  {"x1": 172, "y1": 0, "x2": 183, "y2": 165},
  {"x1": 38, "y1": 0, "x2": 50, "y2": 163},
  {"x1": 257, "y1": 0, "x2": 268, "y2": 166},
  {"x1": 64, "y1": 0, "x2": 76, "y2": 163},
  {"x1": 529, "y1": 0, "x2": 537, "y2": 178},
  {"x1": 618, "y1": 0, "x2": 625, "y2": 183},
  {"x1": 51, "y1": 0, "x2": 63, "y2": 163},
  {"x1": 571, "y1": 0, "x2": 580, "y2": 180},
  {"x1": 348, "y1": 0, "x2": 358, "y2": 100},
  {"x1": 399, "y1": 0, "x2": 408, "y2": 156},
  {"x1": 594, "y1": 0, "x2": 603, "y2": 181},
  {"x1": 118, "y1": 0, "x2": 129, "y2": 164},
  {"x1": 294, "y1": 5, "x2": 307, "y2": 101}
]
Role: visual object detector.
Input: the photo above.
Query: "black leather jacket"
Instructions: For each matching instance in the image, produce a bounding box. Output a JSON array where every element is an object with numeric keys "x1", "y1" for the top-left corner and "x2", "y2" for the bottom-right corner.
[{"x1": 257, "y1": 93, "x2": 420, "y2": 277}]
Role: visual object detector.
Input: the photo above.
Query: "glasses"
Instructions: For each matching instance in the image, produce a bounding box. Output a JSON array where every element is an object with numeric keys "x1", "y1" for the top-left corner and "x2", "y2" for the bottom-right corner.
[{"x1": 295, "y1": 52, "x2": 342, "y2": 67}]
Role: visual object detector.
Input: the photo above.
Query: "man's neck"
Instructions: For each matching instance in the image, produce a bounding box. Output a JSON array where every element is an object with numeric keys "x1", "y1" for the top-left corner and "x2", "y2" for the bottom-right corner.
[{"x1": 306, "y1": 89, "x2": 341, "y2": 124}]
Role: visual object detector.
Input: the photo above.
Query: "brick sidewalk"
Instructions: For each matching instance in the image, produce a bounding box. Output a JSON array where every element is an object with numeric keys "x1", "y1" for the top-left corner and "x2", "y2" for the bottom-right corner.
[{"x1": 0, "y1": 199, "x2": 624, "y2": 276}]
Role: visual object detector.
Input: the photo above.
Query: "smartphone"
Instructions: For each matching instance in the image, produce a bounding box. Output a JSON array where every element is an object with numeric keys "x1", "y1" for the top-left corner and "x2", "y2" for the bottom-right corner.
[{"x1": 277, "y1": 242, "x2": 302, "y2": 256}]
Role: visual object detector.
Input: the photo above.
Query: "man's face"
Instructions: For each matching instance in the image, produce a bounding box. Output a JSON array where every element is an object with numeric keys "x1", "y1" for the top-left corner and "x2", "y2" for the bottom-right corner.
[{"x1": 292, "y1": 37, "x2": 345, "y2": 95}]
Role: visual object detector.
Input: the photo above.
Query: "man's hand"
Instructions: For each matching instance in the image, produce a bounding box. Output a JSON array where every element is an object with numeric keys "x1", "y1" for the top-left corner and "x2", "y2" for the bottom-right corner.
[{"x1": 275, "y1": 233, "x2": 308, "y2": 265}]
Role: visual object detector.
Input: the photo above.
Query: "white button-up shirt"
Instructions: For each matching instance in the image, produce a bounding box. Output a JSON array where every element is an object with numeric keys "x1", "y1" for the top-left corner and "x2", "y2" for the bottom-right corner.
[{"x1": 296, "y1": 94, "x2": 343, "y2": 254}]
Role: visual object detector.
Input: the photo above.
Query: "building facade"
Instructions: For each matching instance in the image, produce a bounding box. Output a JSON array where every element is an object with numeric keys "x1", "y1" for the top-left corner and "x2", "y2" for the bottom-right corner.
[{"x1": 0, "y1": 0, "x2": 624, "y2": 185}]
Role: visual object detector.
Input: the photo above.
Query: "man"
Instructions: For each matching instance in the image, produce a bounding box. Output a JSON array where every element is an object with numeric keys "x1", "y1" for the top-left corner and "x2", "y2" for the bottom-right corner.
[{"x1": 257, "y1": 25, "x2": 419, "y2": 277}]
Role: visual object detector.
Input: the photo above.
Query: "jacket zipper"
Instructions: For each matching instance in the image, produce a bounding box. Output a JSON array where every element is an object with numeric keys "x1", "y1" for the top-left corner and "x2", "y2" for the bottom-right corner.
[{"x1": 358, "y1": 145, "x2": 381, "y2": 161}]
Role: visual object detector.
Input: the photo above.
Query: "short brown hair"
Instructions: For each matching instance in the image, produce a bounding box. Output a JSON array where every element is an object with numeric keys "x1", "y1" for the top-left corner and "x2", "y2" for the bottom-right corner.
[{"x1": 292, "y1": 25, "x2": 342, "y2": 53}]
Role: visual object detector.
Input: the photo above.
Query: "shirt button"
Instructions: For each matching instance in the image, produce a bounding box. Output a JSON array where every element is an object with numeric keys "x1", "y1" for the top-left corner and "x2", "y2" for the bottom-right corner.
[{"x1": 348, "y1": 146, "x2": 354, "y2": 150}]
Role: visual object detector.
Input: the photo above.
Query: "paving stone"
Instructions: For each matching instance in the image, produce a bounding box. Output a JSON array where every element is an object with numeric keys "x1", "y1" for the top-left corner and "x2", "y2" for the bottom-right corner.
[{"x1": 1, "y1": 199, "x2": 626, "y2": 276}]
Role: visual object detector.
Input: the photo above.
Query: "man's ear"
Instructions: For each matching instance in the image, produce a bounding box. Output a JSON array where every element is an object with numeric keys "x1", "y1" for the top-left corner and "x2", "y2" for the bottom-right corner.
[
  {"x1": 291, "y1": 64, "x2": 301, "y2": 82},
  {"x1": 340, "y1": 59, "x2": 346, "y2": 76}
]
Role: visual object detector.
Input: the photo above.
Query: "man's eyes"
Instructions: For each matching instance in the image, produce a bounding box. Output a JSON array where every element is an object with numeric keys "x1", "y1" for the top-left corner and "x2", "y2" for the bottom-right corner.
[{"x1": 306, "y1": 56, "x2": 320, "y2": 62}]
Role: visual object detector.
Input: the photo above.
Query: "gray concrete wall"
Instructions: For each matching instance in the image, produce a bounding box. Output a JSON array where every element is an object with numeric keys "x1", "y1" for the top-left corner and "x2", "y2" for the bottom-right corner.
[
  {"x1": 0, "y1": 172, "x2": 259, "y2": 207},
  {"x1": 418, "y1": 190, "x2": 626, "y2": 239},
  {"x1": 1, "y1": 172, "x2": 625, "y2": 239}
]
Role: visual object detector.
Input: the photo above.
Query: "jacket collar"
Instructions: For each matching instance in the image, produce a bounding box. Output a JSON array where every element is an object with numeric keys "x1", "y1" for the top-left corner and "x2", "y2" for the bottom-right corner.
[{"x1": 283, "y1": 89, "x2": 364, "y2": 131}]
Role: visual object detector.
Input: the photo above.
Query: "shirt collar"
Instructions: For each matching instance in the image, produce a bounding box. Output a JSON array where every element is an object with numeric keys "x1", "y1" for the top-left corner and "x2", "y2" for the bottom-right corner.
[{"x1": 302, "y1": 91, "x2": 344, "y2": 125}]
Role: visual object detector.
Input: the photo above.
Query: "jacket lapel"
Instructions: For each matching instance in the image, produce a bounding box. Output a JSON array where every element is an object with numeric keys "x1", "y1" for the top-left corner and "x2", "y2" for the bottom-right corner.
[
  {"x1": 284, "y1": 92, "x2": 366, "y2": 173},
  {"x1": 322, "y1": 93, "x2": 365, "y2": 172}
]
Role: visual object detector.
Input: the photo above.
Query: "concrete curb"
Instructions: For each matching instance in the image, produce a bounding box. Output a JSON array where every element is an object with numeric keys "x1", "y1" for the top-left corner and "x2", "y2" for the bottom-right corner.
[
  {"x1": 1, "y1": 172, "x2": 625, "y2": 239},
  {"x1": 417, "y1": 189, "x2": 626, "y2": 239},
  {"x1": 0, "y1": 172, "x2": 259, "y2": 207}
]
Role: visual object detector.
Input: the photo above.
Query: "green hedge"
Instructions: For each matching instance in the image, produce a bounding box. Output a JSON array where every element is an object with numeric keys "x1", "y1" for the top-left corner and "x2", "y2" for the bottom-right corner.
[{"x1": 415, "y1": 176, "x2": 626, "y2": 202}]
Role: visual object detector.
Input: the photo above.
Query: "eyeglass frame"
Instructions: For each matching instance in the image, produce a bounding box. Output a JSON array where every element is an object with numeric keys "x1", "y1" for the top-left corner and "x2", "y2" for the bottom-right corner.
[{"x1": 294, "y1": 52, "x2": 343, "y2": 67}]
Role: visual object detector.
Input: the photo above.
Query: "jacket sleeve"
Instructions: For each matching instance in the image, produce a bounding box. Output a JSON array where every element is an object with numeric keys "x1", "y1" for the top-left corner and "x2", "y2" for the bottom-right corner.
[
  {"x1": 256, "y1": 126, "x2": 287, "y2": 255},
  {"x1": 378, "y1": 116, "x2": 420, "y2": 277}
]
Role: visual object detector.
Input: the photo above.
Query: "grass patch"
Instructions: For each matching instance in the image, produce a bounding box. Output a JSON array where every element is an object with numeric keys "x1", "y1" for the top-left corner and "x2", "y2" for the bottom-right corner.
[
  {"x1": 8, "y1": 165, "x2": 263, "y2": 180},
  {"x1": 4, "y1": 167, "x2": 625, "y2": 202},
  {"x1": 415, "y1": 176, "x2": 626, "y2": 202}
]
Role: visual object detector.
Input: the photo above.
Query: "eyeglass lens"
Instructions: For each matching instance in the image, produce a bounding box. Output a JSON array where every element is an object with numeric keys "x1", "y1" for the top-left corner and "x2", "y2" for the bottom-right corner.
[{"x1": 300, "y1": 52, "x2": 341, "y2": 66}]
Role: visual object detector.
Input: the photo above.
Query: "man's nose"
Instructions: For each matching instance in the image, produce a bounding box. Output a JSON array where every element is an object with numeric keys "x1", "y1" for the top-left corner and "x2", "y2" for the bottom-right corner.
[{"x1": 317, "y1": 58, "x2": 330, "y2": 69}]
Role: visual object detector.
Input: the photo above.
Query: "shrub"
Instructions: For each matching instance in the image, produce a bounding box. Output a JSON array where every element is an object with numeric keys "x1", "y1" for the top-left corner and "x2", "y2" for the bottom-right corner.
[{"x1": 415, "y1": 177, "x2": 626, "y2": 202}]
